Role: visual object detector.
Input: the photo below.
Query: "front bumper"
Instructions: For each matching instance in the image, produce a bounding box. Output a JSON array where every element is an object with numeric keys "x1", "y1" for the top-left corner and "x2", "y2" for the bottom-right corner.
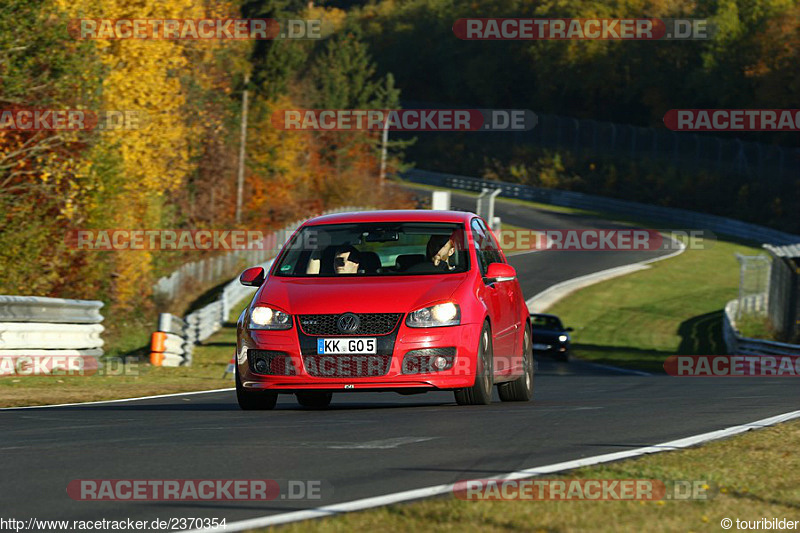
[
  {"x1": 237, "y1": 322, "x2": 483, "y2": 392},
  {"x1": 533, "y1": 340, "x2": 570, "y2": 357}
]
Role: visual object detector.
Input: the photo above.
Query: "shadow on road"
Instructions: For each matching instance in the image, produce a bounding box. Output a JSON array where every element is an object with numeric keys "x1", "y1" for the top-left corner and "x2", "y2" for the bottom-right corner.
[
  {"x1": 677, "y1": 310, "x2": 725, "y2": 355},
  {"x1": 567, "y1": 343, "x2": 672, "y2": 374}
]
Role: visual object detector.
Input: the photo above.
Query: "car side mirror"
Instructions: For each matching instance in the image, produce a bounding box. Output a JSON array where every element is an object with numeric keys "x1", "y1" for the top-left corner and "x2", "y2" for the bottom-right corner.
[
  {"x1": 485, "y1": 262, "x2": 516, "y2": 283},
  {"x1": 566, "y1": 327, "x2": 574, "y2": 332},
  {"x1": 240, "y1": 266, "x2": 265, "y2": 287}
]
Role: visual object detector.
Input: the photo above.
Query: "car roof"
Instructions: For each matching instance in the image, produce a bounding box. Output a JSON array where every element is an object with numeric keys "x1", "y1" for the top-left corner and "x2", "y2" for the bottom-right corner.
[{"x1": 303, "y1": 210, "x2": 477, "y2": 226}]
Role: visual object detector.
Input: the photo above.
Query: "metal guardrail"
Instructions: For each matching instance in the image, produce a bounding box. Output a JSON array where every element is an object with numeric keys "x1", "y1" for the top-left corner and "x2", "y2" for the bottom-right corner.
[
  {"x1": 152, "y1": 207, "x2": 362, "y2": 302},
  {"x1": 182, "y1": 258, "x2": 277, "y2": 347},
  {"x1": 403, "y1": 169, "x2": 800, "y2": 245},
  {"x1": 723, "y1": 295, "x2": 800, "y2": 356},
  {"x1": 0, "y1": 323, "x2": 104, "y2": 350},
  {"x1": 0, "y1": 296, "x2": 105, "y2": 374},
  {"x1": 157, "y1": 313, "x2": 187, "y2": 337},
  {"x1": 150, "y1": 206, "x2": 370, "y2": 367},
  {"x1": 153, "y1": 249, "x2": 277, "y2": 303},
  {"x1": 0, "y1": 295, "x2": 104, "y2": 323},
  {"x1": 150, "y1": 313, "x2": 194, "y2": 367}
]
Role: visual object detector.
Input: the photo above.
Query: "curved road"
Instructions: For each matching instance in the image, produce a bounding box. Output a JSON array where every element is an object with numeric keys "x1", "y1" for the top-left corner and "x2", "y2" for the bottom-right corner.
[{"x1": 2, "y1": 194, "x2": 798, "y2": 528}]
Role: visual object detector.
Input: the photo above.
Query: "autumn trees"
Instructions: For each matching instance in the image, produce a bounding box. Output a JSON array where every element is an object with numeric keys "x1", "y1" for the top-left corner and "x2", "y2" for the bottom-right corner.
[{"x1": 1, "y1": 0, "x2": 406, "y2": 321}]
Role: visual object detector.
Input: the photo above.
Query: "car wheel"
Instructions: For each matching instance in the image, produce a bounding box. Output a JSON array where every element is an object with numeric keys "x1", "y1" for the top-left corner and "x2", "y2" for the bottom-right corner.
[
  {"x1": 236, "y1": 365, "x2": 278, "y2": 410},
  {"x1": 454, "y1": 323, "x2": 493, "y2": 406},
  {"x1": 296, "y1": 392, "x2": 333, "y2": 409},
  {"x1": 498, "y1": 324, "x2": 534, "y2": 402}
]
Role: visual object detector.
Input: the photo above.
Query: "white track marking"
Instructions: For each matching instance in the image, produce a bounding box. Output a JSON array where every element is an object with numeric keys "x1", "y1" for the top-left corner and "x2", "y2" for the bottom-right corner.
[
  {"x1": 326, "y1": 437, "x2": 438, "y2": 449},
  {"x1": 185, "y1": 409, "x2": 800, "y2": 532},
  {"x1": 0, "y1": 388, "x2": 234, "y2": 410}
]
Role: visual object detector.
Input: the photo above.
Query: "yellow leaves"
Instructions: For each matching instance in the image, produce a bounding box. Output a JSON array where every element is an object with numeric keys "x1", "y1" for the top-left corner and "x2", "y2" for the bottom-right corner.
[
  {"x1": 49, "y1": 0, "x2": 205, "y2": 195},
  {"x1": 46, "y1": 0, "x2": 208, "y2": 307},
  {"x1": 304, "y1": 5, "x2": 347, "y2": 34}
]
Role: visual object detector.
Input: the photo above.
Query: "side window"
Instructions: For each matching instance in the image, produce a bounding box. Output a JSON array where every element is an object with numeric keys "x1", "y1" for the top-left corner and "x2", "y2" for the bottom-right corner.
[
  {"x1": 475, "y1": 218, "x2": 505, "y2": 266},
  {"x1": 470, "y1": 219, "x2": 489, "y2": 275}
]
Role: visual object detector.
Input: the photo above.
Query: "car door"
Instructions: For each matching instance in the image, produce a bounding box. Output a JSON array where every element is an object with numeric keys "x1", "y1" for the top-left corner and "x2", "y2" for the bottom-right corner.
[{"x1": 471, "y1": 218, "x2": 517, "y2": 375}]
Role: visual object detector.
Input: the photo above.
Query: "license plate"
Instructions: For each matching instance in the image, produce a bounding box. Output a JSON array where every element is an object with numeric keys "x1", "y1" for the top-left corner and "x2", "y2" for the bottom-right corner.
[
  {"x1": 533, "y1": 343, "x2": 551, "y2": 351},
  {"x1": 317, "y1": 338, "x2": 377, "y2": 355}
]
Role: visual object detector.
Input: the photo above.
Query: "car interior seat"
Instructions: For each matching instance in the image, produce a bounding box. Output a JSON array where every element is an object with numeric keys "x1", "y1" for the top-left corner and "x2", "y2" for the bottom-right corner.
[{"x1": 394, "y1": 254, "x2": 426, "y2": 272}]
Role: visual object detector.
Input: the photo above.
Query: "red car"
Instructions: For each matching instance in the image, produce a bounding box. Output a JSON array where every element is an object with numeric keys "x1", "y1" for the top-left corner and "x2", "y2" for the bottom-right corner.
[{"x1": 235, "y1": 210, "x2": 533, "y2": 409}]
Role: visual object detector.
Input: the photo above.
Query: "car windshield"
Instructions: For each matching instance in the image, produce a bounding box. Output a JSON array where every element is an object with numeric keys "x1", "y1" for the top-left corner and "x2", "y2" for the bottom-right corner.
[
  {"x1": 531, "y1": 315, "x2": 564, "y2": 330},
  {"x1": 274, "y1": 222, "x2": 469, "y2": 277}
]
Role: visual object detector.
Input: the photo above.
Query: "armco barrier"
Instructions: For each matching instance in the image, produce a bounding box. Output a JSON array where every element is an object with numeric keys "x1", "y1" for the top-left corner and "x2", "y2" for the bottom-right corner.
[
  {"x1": 0, "y1": 323, "x2": 104, "y2": 350},
  {"x1": 184, "y1": 259, "x2": 274, "y2": 345},
  {"x1": 402, "y1": 169, "x2": 800, "y2": 245},
  {"x1": 150, "y1": 261, "x2": 272, "y2": 368},
  {"x1": 150, "y1": 313, "x2": 193, "y2": 367},
  {"x1": 0, "y1": 295, "x2": 103, "y2": 323},
  {"x1": 0, "y1": 296, "x2": 105, "y2": 374},
  {"x1": 723, "y1": 295, "x2": 800, "y2": 356},
  {"x1": 149, "y1": 206, "x2": 371, "y2": 368},
  {"x1": 152, "y1": 207, "x2": 361, "y2": 302}
]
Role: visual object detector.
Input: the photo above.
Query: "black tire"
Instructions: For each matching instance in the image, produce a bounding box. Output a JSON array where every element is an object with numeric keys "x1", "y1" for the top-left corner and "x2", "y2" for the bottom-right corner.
[
  {"x1": 296, "y1": 392, "x2": 333, "y2": 409},
  {"x1": 236, "y1": 365, "x2": 278, "y2": 410},
  {"x1": 454, "y1": 323, "x2": 493, "y2": 405},
  {"x1": 498, "y1": 324, "x2": 534, "y2": 402}
]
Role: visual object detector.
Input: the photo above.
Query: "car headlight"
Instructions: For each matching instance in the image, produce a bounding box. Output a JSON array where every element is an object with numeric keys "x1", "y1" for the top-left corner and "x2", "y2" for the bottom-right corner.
[
  {"x1": 249, "y1": 306, "x2": 292, "y2": 330},
  {"x1": 558, "y1": 334, "x2": 569, "y2": 342},
  {"x1": 406, "y1": 303, "x2": 460, "y2": 328}
]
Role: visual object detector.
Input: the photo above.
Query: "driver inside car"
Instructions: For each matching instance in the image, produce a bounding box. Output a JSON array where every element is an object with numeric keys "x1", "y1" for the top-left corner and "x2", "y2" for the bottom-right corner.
[
  {"x1": 334, "y1": 245, "x2": 362, "y2": 274},
  {"x1": 426, "y1": 233, "x2": 458, "y2": 271}
]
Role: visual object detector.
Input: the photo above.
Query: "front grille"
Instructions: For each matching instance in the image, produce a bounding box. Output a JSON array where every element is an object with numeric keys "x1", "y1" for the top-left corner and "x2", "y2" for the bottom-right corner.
[
  {"x1": 298, "y1": 313, "x2": 403, "y2": 336},
  {"x1": 248, "y1": 350, "x2": 297, "y2": 376},
  {"x1": 302, "y1": 354, "x2": 392, "y2": 377},
  {"x1": 402, "y1": 347, "x2": 456, "y2": 374}
]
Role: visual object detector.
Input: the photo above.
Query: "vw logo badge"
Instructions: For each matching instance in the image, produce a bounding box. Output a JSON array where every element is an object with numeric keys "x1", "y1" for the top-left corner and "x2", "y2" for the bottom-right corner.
[{"x1": 337, "y1": 313, "x2": 360, "y2": 333}]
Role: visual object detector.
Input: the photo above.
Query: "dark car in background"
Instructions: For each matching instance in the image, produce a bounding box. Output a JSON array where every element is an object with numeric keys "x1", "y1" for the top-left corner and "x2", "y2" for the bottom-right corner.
[{"x1": 531, "y1": 313, "x2": 573, "y2": 362}]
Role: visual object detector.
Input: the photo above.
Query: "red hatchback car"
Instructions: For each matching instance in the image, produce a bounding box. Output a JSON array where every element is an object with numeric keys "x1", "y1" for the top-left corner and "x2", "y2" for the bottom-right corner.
[{"x1": 235, "y1": 210, "x2": 533, "y2": 409}]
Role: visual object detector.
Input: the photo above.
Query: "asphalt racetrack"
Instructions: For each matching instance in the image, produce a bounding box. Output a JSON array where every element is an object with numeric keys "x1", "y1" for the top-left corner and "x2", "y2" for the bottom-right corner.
[{"x1": 3, "y1": 193, "x2": 798, "y2": 527}]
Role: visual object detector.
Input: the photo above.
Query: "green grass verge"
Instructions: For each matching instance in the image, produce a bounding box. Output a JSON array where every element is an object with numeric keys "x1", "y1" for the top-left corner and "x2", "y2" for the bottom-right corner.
[
  {"x1": 0, "y1": 300, "x2": 249, "y2": 408},
  {"x1": 735, "y1": 313, "x2": 775, "y2": 340},
  {"x1": 546, "y1": 237, "x2": 761, "y2": 373},
  {"x1": 262, "y1": 419, "x2": 800, "y2": 533}
]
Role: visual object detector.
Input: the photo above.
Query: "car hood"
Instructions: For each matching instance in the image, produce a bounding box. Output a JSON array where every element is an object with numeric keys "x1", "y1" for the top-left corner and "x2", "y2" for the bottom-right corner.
[
  {"x1": 256, "y1": 274, "x2": 468, "y2": 314},
  {"x1": 532, "y1": 329, "x2": 568, "y2": 342}
]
